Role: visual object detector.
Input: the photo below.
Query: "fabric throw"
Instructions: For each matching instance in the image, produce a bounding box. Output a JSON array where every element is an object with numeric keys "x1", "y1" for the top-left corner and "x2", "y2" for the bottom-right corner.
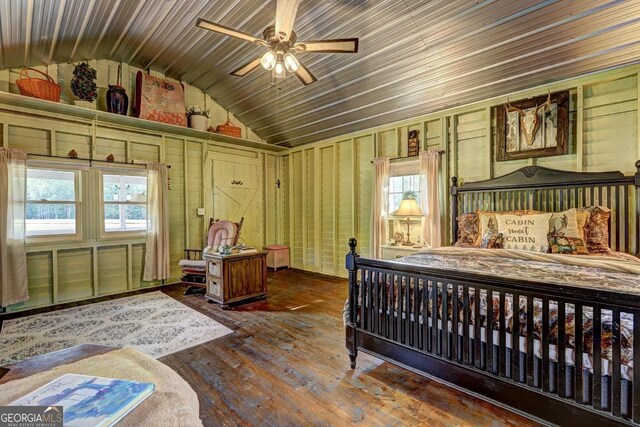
[
  {"x1": 0, "y1": 292, "x2": 233, "y2": 365},
  {"x1": 548, "y1": 208, "x2": 581, "y2": 239},
  {"x1": 144, "y1": 163, "x2": 170, "y2": 281},
  {"x1": 454, "y1": 212, "x2": 479, "y2": 247},
  {"x1": 480, "y1": 230, "x2": 504, "y2": 249},
  {"x1": 548, "y1": 235, "x2": 590, "y2": 255},
  {"x1": 583, "y1": 206, "x2": 612, "y2": 254},
  {"x1": 496, "y1": 212, "x2": 553, "y2": 252},
  {"x1": 0, "y1": 148, "x2": 29, "y2": 307}
]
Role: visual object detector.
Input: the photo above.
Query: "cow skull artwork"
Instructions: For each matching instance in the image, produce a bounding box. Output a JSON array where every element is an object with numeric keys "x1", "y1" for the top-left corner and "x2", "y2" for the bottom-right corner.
[{"x1": 505, "y1": 91, "x2": 552, "y2": 146}]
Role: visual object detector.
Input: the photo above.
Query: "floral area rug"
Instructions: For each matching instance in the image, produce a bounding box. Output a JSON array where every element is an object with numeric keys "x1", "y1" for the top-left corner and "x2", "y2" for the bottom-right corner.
[{"x1": 0, "y1": 291, "x2": 232, "y2": 365}]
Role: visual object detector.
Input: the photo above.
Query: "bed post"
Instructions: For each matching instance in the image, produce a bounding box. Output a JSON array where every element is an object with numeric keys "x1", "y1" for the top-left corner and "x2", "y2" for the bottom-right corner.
[
  {"x1": 450, "y1": 176, "x2": 459, "y2": 245},
  {"x1": 346, "y1": 237, "x2": 359, "y2": 369},
  {"x1": 635, "y1": 160, "x2": 640, "y2": 256}
]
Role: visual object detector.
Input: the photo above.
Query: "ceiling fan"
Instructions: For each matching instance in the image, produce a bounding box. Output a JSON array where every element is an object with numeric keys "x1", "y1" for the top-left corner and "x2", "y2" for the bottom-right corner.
[{"x1": 195, "y1": 0, "x2": 359, "y2": 85}]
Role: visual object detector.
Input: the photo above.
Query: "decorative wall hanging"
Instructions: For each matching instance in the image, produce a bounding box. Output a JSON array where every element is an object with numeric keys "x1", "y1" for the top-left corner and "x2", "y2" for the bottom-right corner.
[
  {"x1": 107, "y1": 64, "x2": 129, "y2": 115},
  {"x1": 216, "y1": 119, "x2": 242, "y2": 138},
  {"x1": 495, "y1": 90, "x2": 569, "y2": 162},
  {"x1": 71, "y1": 62, "x2": 97, "y2": 109},
  {"x1": 134, "y1": 71, "x2": 187, "y2": 127},
  {"x1": 68, "y1": 149, "x2": 78, "y2": 159},
  {"x1": 407, "y1": 130, "x2": 420, "y2": 157}
]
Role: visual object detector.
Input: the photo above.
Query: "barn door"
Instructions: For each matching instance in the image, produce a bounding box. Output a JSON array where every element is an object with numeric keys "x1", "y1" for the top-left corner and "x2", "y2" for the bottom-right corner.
[{"x1": 210, "y1": 155, "x2": 263, "y2": 248}]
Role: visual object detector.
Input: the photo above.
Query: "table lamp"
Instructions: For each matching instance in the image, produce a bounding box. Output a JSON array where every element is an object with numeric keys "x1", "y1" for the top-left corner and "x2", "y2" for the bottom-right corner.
[{"x1": 394, "y1": 198, "x2": 424, "y2": 246}]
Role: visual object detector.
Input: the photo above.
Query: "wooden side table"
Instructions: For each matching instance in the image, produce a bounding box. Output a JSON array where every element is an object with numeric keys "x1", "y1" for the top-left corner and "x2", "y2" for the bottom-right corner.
[{"x1": 204, "y1": 250, "x2": 268, "y2": 309}]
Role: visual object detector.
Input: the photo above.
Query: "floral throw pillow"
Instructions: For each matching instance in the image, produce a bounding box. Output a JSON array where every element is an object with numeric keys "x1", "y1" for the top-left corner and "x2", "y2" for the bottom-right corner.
[
  {"x1": 548, "y1": 235, "x2": 590, "y2": 255},
  {"x1": 583, "y1": 206, "x2": 611, "y2": 254},
  {"x1": 454, "y1": 213, "x2": 479, "y2": 247},
  {"x1": 480, "y1": 229, "x2": 504, "y2": 249}
]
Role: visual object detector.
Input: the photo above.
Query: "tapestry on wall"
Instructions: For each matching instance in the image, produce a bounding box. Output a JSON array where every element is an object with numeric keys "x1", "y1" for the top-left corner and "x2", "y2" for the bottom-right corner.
[
  {"x1": 134, "y1": 71, "x2": 187, "y2": 127},
  {"x1": 495, "y1": 90, "x2": 569, "y2": 162}
]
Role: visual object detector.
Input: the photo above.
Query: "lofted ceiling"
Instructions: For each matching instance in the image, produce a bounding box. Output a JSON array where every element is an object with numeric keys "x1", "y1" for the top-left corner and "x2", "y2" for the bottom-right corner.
[{"x1": 1, "y1": 0, "x2": 640, "y2": 147}]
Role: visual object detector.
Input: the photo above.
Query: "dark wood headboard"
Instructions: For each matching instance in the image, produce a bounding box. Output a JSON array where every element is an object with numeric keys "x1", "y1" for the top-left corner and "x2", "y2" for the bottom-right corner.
[{"x1": 450, "y1": 160, "x2": 640, "y2": 255}]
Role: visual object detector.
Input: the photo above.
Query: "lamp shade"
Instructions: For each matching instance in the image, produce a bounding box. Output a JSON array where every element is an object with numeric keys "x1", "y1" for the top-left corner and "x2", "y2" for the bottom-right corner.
[{"x1": 394, "y1": 198, "x2": 423, "y2": 217}]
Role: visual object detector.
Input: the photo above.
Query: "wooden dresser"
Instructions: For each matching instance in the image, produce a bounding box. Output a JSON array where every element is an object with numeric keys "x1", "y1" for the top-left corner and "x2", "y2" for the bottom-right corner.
[{"x1": 204, "y1": 251, "x2": 268, "y2": 308}]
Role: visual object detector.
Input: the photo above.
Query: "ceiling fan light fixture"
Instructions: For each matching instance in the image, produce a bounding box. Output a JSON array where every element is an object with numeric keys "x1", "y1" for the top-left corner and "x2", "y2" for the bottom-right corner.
[
  {"x1": 261, "y1": 51, "x2": 277, "y2": 70},
  {"x1": 273, "y1": 60, "x2": 286, "y2": 79},
  {"x1": 283, "y1": 52, "x2": 300, "y2": 72}
]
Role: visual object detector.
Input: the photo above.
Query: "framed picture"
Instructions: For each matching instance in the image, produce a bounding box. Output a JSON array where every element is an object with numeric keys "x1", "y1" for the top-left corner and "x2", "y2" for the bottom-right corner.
[
  {"x1": 495, "y1": 90, "x2": 569, "y2": 162},
  {"x1": 408, "y1": 130, "x2": 419, "y2": 157}
]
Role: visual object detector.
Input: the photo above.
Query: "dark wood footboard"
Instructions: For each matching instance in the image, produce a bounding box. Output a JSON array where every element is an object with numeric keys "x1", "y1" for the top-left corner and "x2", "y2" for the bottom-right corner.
[{"x1": 345, "y1": 238, "x2": 640, "y2": 426}]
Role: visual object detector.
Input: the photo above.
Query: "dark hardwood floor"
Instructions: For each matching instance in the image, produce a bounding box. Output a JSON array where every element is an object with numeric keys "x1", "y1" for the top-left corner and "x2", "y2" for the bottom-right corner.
[{"x1": 160, "y1": 269, "x2": 540, "y2": 427}]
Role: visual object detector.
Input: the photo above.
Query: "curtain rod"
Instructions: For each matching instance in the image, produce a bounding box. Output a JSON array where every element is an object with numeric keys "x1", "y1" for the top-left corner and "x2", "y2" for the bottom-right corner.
[
  {"x1": 370, "y1": 150, "x2": 445, "y2": 164},
  {"x1": 27, "y1": 153, "x2": 171, "y2": 169}
]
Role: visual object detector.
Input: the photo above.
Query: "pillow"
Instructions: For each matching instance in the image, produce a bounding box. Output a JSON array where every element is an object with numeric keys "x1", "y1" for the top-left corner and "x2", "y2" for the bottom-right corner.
[
  {"x1": 548, "y1": 208, "x2": 581, "y2": 239},
  {"x1": 582, "y1": 206, "x2": 611, "y2": 254},
  {"x1": 454, "y1": 213, "x2": 479, "y2": 247},
  {"x1": 480, "y1": 229, "x2": 504, "y2": 249},
  {"x1": 476, "y1": 210, "x2": 542, "y2": 246},
  {"x1": 575, "y1": 209, "x2": 591, "y2": 241},
  {"x1": 548, "y1": 235, "x2": 589, "y2": 255},
  {"x1": 496, "y1": 212, "x2": 553, "y2": 252}
]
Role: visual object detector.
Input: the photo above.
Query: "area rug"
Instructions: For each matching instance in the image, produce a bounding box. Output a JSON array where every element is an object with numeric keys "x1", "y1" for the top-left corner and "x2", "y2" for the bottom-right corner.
[{"x1": 0, "y1": 291, "x2": 232, "y2": 365}]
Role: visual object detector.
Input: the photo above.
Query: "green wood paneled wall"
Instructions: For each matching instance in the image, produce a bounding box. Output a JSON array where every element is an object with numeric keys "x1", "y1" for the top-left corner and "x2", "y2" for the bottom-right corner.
[{"x1": 277, "y1": 65, "x2": 640, "y2": 277}]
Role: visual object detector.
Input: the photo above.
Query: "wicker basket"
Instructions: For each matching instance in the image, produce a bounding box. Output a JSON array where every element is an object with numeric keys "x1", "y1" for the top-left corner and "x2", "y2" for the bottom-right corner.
[
  {"x1": 215, "y1": 119, "x2": 242, "y2": 138},
  {"x1": 16, "y1": 68, "x2": 61, "y2": 102}
]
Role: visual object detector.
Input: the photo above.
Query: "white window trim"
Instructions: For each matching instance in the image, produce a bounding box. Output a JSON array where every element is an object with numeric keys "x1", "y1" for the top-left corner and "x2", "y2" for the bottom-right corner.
[
  {"x1": 98, "y1": 169, "x2": 148, "y2": 240},
  {"x1": 25, "y1": 165, "x2": 83, "y2": 244}
]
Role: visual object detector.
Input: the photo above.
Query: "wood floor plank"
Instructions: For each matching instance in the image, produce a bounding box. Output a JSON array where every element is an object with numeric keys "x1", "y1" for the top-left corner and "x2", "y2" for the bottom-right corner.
[{"x1": 160, "y1": 269, "x2": 540, "y2": 427}]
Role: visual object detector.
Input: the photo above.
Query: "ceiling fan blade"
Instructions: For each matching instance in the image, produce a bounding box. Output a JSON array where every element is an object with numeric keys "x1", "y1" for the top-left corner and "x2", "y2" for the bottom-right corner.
[
  {"x1": 295, "y1": 61, "x2": 317, "y2": 86},
  {"x1": 196, "y1": 18, "x2": 266, "y2": 46},
  {"x1": 231, "y1": 57, "x2": 263, "y2": 77},
  {"x1": 275, "y1": 0, "x2": 300, "y2": 41},
  {"x1": 294, "y1": 38, "x2": 359, "y2": 53}
]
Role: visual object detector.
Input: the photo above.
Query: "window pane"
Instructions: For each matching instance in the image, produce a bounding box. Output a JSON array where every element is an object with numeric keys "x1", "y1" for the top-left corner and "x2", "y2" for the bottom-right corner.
[
  {"x1": 104, "y1": 204, "x2": 147, "y2": 232},
  {"x1": 26, "y1": 203, "x2": 76, "y2": 236},
  {"x1": 390, "y1": 193, "x2": 403, "y2": 213},
  {"x1": 389, "y1": 176, "x2": 403, "y2": 193},
  {"x1": 103, "y1": 174, "x2": 147, "y2": 202},
  {"x1": 27, "y1": 169, "x2": 75, "y2": 201}
]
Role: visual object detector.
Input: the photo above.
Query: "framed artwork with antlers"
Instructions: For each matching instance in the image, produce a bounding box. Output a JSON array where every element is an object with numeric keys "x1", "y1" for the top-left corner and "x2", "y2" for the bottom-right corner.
[{"x1": 495, "y1": 90, "x2": 569, "y2": 162}]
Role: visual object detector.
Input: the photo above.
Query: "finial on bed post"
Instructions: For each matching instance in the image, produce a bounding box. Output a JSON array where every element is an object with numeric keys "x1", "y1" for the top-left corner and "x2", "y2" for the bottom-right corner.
[
  {"x1": 450, "y1": 177, "x2": 459, "y2": 245},
  {"x1": 345, "y1": 238, "x2": 359, "y2": 369},
  {"x1": 635, "y1": 160, "x2": 640, "y2": 186}
]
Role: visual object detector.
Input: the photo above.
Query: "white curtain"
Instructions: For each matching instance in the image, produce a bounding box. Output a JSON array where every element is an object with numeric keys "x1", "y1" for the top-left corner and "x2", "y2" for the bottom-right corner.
[
  {"x1": 0, "y1": 148, "x2": 28, "y2": 307},
  {"x1": 371, "y1": 157, "x2": 390, "y2": 259},
  {"x1": 419, "y1": 150, "x2": 443, "y2": 248},
  {"x1": 143, "y1": 163, "x2": 170, "y2": 281}
]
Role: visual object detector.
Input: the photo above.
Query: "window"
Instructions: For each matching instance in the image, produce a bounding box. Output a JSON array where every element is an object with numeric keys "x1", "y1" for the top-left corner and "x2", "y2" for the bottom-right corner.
[
  {"x1": 26, "y1": 168, "x2": 79, "y2": 237},
  {"x1": 388, "y1": 174, "x2": 420, "y2": 214},
  {"x1": 102, "y1": 173, "x2": 147, "y2": 233}
]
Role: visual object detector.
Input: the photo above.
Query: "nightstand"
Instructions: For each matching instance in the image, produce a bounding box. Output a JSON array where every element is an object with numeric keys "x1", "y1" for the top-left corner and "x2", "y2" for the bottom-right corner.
[
  {"x1": 380, "y1": 244, "x2": 425, "y2": 260},
  {"x1": 204, "y1": 250, "x2": 268, "y2": 309}
]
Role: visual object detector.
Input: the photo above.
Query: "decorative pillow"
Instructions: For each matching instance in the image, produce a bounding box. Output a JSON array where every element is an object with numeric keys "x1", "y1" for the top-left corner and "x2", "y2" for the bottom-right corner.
[
  {"x1": 575, "y1": 209, "x2": 591, "y2": 241},
  {"x1": 548, "y1": 235, "x2": 590, "y2": 255},
  {"x1": 582, "y1": 206, "x2": 612, "y2": 254},
  {"x1": 476, "y1": 210, "x2": 542, "y2": 246},
  {"x1": 480, "y1": 230, "x2": 504, "y2": 249},
  {"x1": 496, "y1": 212, "x2": 553, "y2": 252},
  {"x1": 454, "y1": 213, "x2": 479, "y2": 247},
  {"x1": 548, "y1": 208, "x2": 581, "y2": 239}
]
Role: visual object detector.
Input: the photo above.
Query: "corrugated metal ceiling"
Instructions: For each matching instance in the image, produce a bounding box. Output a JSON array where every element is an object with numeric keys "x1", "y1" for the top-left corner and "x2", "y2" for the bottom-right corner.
[{"x1": 1, "y1": 0, "x2": 640, "y2": 147}]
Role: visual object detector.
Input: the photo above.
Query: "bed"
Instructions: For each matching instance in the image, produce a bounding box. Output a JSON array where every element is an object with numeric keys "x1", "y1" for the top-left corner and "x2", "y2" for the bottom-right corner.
[{"x1": 345, "y1": 161, "x2": 640, "y2": 426}]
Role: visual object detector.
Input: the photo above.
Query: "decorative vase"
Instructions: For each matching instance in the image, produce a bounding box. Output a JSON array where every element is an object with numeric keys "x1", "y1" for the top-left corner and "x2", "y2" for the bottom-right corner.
[
  {"x1": 107, "y1": 85, "x2": 128, "y2": 115},
  {"x1": 189, "y1": 114, "x2": 208, "y2": 131},
  {"x1": 74, "y1": 100, "x2": 95, "y2": 109}
]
